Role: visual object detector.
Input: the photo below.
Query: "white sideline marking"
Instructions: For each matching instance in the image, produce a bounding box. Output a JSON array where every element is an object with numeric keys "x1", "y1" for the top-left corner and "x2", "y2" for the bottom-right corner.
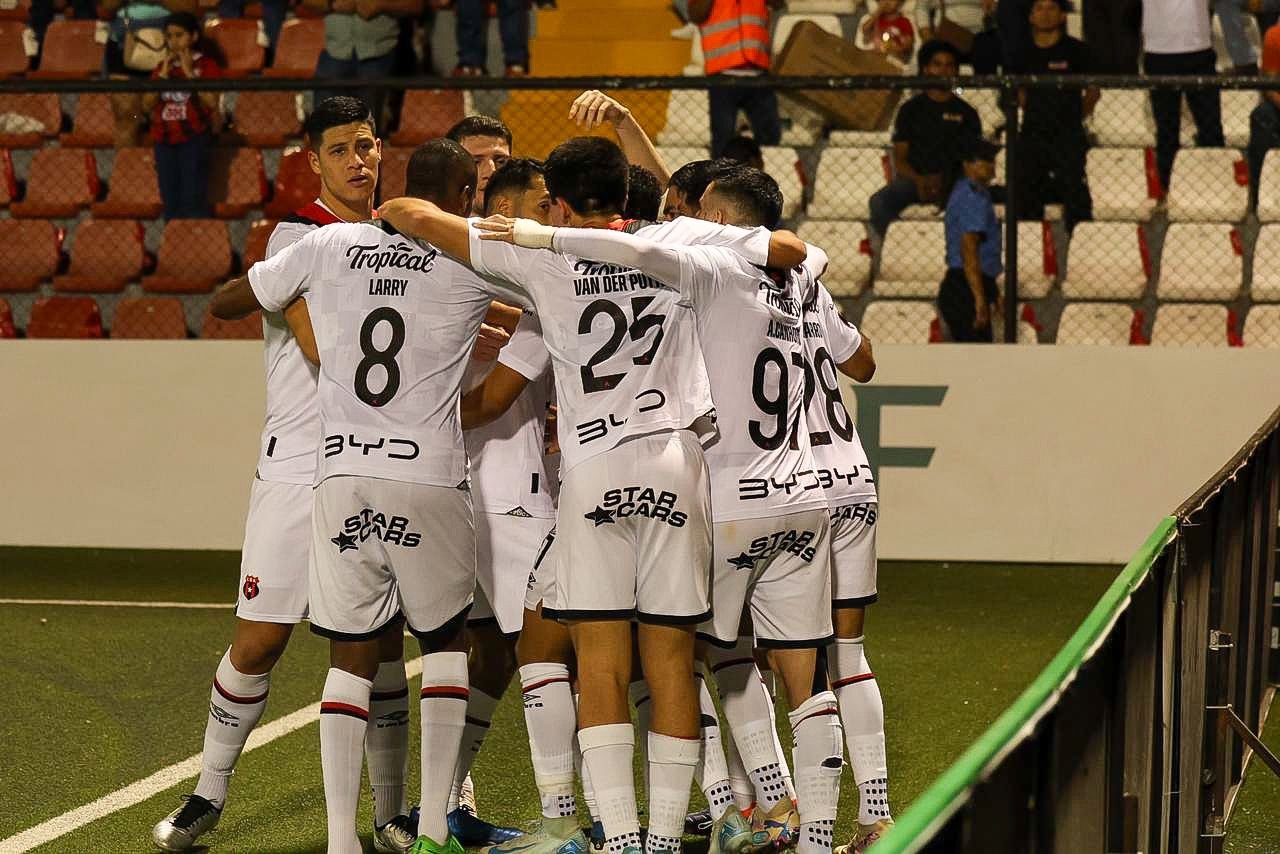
[
  {"x1": 0, "y1": 656, "x2": 427, "y2": 854},
  {"x1": 0, "y1": 599, "x2": 232, "y2": 609}
]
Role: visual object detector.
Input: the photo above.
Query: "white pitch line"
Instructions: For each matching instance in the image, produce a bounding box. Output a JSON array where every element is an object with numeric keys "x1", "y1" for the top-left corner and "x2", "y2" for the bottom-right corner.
[
  {"x1": 0, "y1": 656, "x2": 426, "y2": 854},
  {"x1": 0, "y1": 599, "x2": 233, "y2": 609}
]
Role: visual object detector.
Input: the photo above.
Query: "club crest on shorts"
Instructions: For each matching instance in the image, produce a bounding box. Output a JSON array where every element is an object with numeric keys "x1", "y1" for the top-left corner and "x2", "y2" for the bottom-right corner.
[
  {"x1": 588, "y1": 486, "x2": 688, "y2": 528},
  {"x1": 241, "y1": 575, "x2": 260, "y2": 600},
  {"x1": 334, "y1": 508, "x2": 422, "y2": 551}
]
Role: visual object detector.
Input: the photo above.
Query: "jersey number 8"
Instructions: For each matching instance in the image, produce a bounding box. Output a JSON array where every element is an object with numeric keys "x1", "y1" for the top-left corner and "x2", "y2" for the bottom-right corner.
[{"x1": 354, "y1": 307, "x2": 406, "y2": 407}]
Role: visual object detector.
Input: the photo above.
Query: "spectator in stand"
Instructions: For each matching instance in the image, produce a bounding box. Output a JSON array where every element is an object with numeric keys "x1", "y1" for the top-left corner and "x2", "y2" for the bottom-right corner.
[
  {"x1": 869, "y1": 40, "x2": 981, "y2": 239},
  {"x1": 1017, "y1": 0, "x2": 1098, "y2": 230},
  {"x1": 916, "y1": 0, "x2": 994, "y2": 63},
  {"x1": 1217, "y1": 0, "x2": 1280, "y2": 74},
  {"x1": 1247, "y1": 25, "x2": 1280, "y2": 195},
  {"x1": 718, "y1": 134, "x2": 765, "y2": 170},
  {"x1": 624, "y1": 165, "x2": 663, "y2": 221},
  {"x1": 1142, "y1": 0, "x2": 1224, "y2": 193},
  {"x1": 855, "y1": 0, "x2": 916, "y2": 63},
  {"x1": 451, "y1": 0, "x2": 530, "y2": 76},
  {"x1": 686, "y1": 0, "x2": 783, "y2": 158},
  {"x1": 215, "y1": 0, "x2": 288, "y2": 58},
  {"x1": 1083, "y1": 0, "x2": 1140, "y2": 72},
  {"x1": 102, "y1": 0, "x2": 194, "y2": 147},
  {"x1": 307, "y1": 0, "x2": 424, "y2": 120},
  {"x1": 29, "y1": 0, "x2": 95, "y2": 66},
  {"x1": 142, "y1": 12, "x2": 222, "y2": 220},
  {"x1": 445, "y1": 115, "x2": 512, "y2": 214},
  {"x1": 939, "y1": 138, "x2": 1002, "y2": 342}
]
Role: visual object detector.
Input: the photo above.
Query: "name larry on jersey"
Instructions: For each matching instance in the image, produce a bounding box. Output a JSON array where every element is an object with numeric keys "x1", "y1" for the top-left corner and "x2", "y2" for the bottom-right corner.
[{"x1": 369, "y1": 278, "x2": 409, "y2": 296}]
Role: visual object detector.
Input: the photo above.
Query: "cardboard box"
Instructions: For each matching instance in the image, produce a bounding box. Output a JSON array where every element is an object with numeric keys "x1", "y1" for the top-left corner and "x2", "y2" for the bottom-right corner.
[{"x1": 773, "y1": 21, "x2": 903, "y2": 131}]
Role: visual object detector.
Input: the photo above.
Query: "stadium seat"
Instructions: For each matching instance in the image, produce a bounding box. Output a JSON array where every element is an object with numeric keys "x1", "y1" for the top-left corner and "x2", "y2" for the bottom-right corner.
[
  {"x1": 210, "y1": 147, "x2": 268, "y2": 218},
  {"x1": 1055, "y1": 302, "x2": 1139, "y2": 345},
  {"x1": 859, "y1": 300, "x2": 939, "y2": 344},
  {"x1": 29, "y1": 20, "x2": 102, "y2": 79},
  {"x1": 232, "y1": 90, "x2": 303, "y2": 146},
  {"x1": 61, "y1": 93, "x2": 115, "y2": 147},
  {"x1": 1166, "y1": 148, "x2": 1249, "y2": 222},
  {"x1": 808, "y1": 149, "x2": 887, "y2": 220},
  {"x1": 52, "y1": 219, "x2": 145, "y2": 293},
  {"x1": 204, "y1": 18, "x2": 264, "y2": 77},
  {"x1": 264, "y1": 148, "x2": 322, "y2": 217},
  {"x1": 875, "y1": 221, "x2": 946, "y2": 297},
  {"x1": 1014, "y1": 221, "x2": 1056, "y2": 298},
  {"x1": 11, "y1": 147, "x2": 98, "y2": 217},
  {"x1": 1156, "y1": 223, "x2": 1243, "y2": 301},
  {"x1": 656, "y1": 146, "x2": 711, "y2": 173},
  {"x1": 0, "y1": 297, "x2": 13, "y2": 338},
  {"x1": 761, "y1": 146, "x2": 804, "y2": 219},
  {"x1": 1087, "y1": 148, "x2": 1159, "y2": 221},
  {"x1": 26, "y1": 295, "x2": 102, "y2": 338},
  {"x1": 1089, "y1": 88, "x2": 1154, "y2": 147},
  {"x1": 111, "y1": 297, "x2": 188, "y2": 339},
  {"x1": 1221, "y1": 90, "x2": 1256, "y2": 148},
  {"x1": 0, "y1": 0, "x2": 31, "y2": 21},
  {"x1": 1243, "y1": 304, "x2": 1280, "y2": 347},
  {"x1": 389, "y1": 89, "x2": 466, "y2": 146},
  {"x1": 656, "y1": 90, "x2": 711, "y2": 148},
  {"x1": 0, "y1": 93, "x2": 60, "y2": 147},
  {"x1": 263, "y1": 18, "x2": 323, "y2": 77},
  {"x1": 1149, "y1": 303, "x2": 1231, "y2": 346},
  {"x1": 0, "y1": 20, "x2": 29, "y2": 76},
  {"x1": 377, "y1": 146, "x2": 413, "y2": 204},
  {"x1": 1061, "y1": 222, "x2": 1150, "y2": 300},
  {"x1": 243, "y1": 218, "x2": 277, "y2": 268},
  {"x1": 785, "y1": 0, "x2": 857, "y2": 13},
  {"x1": 0, "y1": 148, "x2": 15, "y2": 207},
  {"x1": 201, "y1": 306, "x2": 263, "y2": 339},
  {"x1": 964, "y1": 87, "x2": 1005, "y2": 139},
  {"x1": 91, "y1": 147, "x2": 162, "y2": 219},
  {"x1": 0, "y1": 219, "x2": 60, "y2": 291},
  {"x1": 142, "y1": 219, "x2": 233, "y2": 294},
  {"x1": 827, "y1": 128, "x2": 892, "y2": 148},
  {"x1": 797, "y1": 221, "x2": 871, "y2": 296},
  {"x1": 1257, "y1": 149, "x2": 1280, "y2": 223},
  {"x1": 772, "y1": 14, "x2": 841, "y2": 56},
  {"x1": 1251, "y1": 224, "x2": 1280, "y2": 301}
]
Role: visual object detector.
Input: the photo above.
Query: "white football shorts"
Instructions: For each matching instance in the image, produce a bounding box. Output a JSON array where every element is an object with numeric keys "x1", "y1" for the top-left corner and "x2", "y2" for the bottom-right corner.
[
  {"x1": 309, "y1": 475, "x2": 476, "y2": 643},
  {"x1": 470, "y1": 511, "x2": 555, "y2": 634},
  {"x1": 237, "y1": 477, "x2": 312, "y2": 624},
  {"x1": 830, "y1": 501, "x2": 879, "y2": 607},
  {"x1": 522, "y1": 525, "x2": 558, "y2": 613}
]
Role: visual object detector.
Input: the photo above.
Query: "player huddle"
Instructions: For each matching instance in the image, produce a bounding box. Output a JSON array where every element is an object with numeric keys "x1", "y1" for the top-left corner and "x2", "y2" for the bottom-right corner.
[{"x1": 151, "y1": 91, "x2": 892, "y2": 854}]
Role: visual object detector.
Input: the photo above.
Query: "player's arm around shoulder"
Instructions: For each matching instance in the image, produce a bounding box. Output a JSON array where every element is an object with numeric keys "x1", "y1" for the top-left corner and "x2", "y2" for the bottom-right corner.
[
  {"x1": 377, "y1": 197, "x2": 473, "y2": 266},
  {"x1": 768, "y1": 229, "x2": 807, "y2": 270},
  {"x1": 211, "y1": 226, "x2": 324, "y2": 319}
]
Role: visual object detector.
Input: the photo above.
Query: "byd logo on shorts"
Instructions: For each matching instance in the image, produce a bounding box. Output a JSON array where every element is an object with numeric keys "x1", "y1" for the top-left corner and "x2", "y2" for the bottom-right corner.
[
  {"x1": 728, "y1": 529, "x2": 818, "y2": 570},
  {"x1": 331, "y1": 508, "x2": 422, "y2": 552},
  {"x1": 584, "y1": 486, "x2": 687, "y2": 528}
]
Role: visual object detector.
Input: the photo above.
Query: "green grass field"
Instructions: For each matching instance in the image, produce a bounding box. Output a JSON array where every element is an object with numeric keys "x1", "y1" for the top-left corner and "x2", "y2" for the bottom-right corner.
[{"x1": 0, "y1": 547, "x2": 1214, "y2": 853}]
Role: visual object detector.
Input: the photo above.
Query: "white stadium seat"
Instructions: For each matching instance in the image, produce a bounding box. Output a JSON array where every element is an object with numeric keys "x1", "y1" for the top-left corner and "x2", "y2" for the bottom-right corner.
[
  {"x1": 657, "y1": 90, "x2": 711, "y2": 148},
  {"x1": 778, "y1": 97, "x2": 824, "y2": 147},
  {"x1": 798, "y1": 221, "x2": 872, "y2": 297},
  {"x1": 1014, "y1": 221, "x2": 1056, "y2": 299},
  {"x1": 1061, "y1": 222, "x2": 1150, "y2": 300},
  {"x1": 828, "y1": 128, "x2": 893, "y2": 148},
  {"x1": 859, "y1": 299, "x2": 938, "y2": 344},
  {"x1": 1220, "y1": 90, "x2": 1257, "y2": 148},
  {"x1": 655, "y1": 146, "x2": 710, "y2": 174},
  {"x1": 1255, "y1": 149, "x2": 1280, "y2": 222},
  {"x1": 1088, "y1": 89, "x2": 1155, "y2": 147},
  {"x1": 1250, "y1": 224, "x2": 1280, "y2": 301},
  {"x1": 772, "y1": 14, "x2": 842, "y2": 57},
  {"x1": 1166, "y1": 148, "x2": 1249, "y2": 222},
  {"x1": 961, "y1": 87, "x2": 1004, "y2": 139},
  {"x1": 784, "y1": 0, "x2": 858, "y2": 13},
  {"x1": 808, "y1": 148, "x2": 888, "y2": 220},
  {"x1": 1055, "y1": 302, "x2": 1137, "y2": 345},
  {"x1": 1087, "y1": 148, "x2": 1158, "y2": 221},
  {"x1": 761, "y1": 146, "x2": 805, "y2": 219},
  {"x1": 1156, "y1": 223, "x2": 1243, "y2": 301},
  {"x1": 875, "y1": 221, "x2": 946, "y2": 297},
  {"x1": 1149, "y1": 303, "x2": 1231, "y2": 347},
  {"x1": 1243, "y1": 304, "x2": 1280, "y2": 347},
  {"x1": 900, "y1": 203, "x2": 943, "y2": 221}
]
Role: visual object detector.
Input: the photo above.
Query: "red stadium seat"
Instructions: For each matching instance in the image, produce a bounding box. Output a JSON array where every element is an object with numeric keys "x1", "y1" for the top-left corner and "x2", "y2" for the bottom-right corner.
[
  {"x1": 0, "y1": 297, "x2": 14, "y2": 338},
  {"x1": 27, "y1": 296, "x2": 103, "y2": 338},
  {"x1": 389, "y1": 90, "x2": 466, "y2": 146},
  {"x1": 0, "y1": 148, "x2": 16, "y2": 206},
  {"x1": 263, "y1": 18, "x2": 323, "y2": 77},
  {"x1": 11, "y1": 148, "x2": 99, "y2": 218},
  {"x1": 232, "y1": 90, "x2": 302, "y2": 146},
  {"x1": 92, "y1": 147, "x2": 163, "y2": 219},
  {"x1": 264, "y1": 149, "x2": 321, "y2": 217},
  {"x1": 204, "y1": 18, "x2": 264, "y2": 77},
  {"x1": 53, "y1": 219, "x2": 145, "y2": 293},
  {"x1": 243, "y1": 218, "x2": 277, "y2": 268},
  {"x1": 30, "y1": 20, "x2": 103, "y2": 79},
  {"x1": 211, "y1": 147, "x2": 268, "y2": 218},
  {"x1": 201, "y1": 307, "x2": 263, "y2": 339},
  {"x1": 0, "y1": 20, "x2": 29, "y2": 76},
  {"x1": 61, "y1": 93, "x2": 115, "y2": 147},
  {"x1": 377, "y1": 146, "x2": 413, "y2": 204},
  {"x1": 112, "y1": 297, "x2": 188, "y2": 339},
  {"x1": 142, "y1": 219, "x2": 233, "y2": 294},
  {"x1": 0, "y1": 93, "x2": 61, "y2": 147},
  {"x1": 0, "y1": 219, "x2": 62, "y2": 292},
  {"x1": 0, "y1": 0, "x2": 31, "y2": 21}
]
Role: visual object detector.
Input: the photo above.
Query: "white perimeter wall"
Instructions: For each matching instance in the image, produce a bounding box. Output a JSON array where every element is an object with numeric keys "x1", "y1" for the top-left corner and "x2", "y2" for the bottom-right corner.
[{"x1": 1, "y1": 341, "x2": 1277, "y2": 564}]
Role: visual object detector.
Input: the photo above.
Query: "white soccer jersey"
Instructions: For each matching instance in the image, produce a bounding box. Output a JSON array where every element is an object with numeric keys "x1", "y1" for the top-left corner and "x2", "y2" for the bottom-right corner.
[
  {"x1": 802, "y1": 280, "x2": 878, "y2": 506},
  {"x1": 468, "y1": 224, "x2": 715, "y2": 475},
  {"x1": 250, "y1": 221, "x2": 507, "y2": 487},
  {"x1": 465, "y1": 310, "x2": 556, "y2": 518},
  {"x1": 254, "y1": 200, "x2": 341, "y2": 484}
]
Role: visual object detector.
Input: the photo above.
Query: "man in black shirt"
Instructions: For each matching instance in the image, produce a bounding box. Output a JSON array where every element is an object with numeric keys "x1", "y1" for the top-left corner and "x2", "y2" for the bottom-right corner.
[
  {"x1": 1016, "y1": 0, "x2": 1099, "y2": 230},
  {"x1": 868, "y1": 40, "x2": 982, "y2": 238}
]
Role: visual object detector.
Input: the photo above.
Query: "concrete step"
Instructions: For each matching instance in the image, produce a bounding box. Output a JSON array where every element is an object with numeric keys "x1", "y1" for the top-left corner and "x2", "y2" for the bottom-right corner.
[{"x1": 529, "y1": 38, "x2": 691, "y2": 76}]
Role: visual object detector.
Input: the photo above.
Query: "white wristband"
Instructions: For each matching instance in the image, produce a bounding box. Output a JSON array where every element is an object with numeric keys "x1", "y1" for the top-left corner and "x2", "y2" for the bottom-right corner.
[{"x1": 512, "y1": 219, "x2": 557, "y2": 250}]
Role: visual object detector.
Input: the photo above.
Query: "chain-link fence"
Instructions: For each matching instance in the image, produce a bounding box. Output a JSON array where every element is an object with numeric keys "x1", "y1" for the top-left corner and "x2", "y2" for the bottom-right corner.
[{"x1": 2, "y1": 73, "x2": 1280, "y2": 345}]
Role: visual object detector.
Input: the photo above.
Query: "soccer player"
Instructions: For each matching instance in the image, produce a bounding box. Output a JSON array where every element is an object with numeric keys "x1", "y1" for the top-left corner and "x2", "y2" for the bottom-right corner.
[
  {"x1": 209, "y1": 139, "x2": 523, "y2": 854},
  {"x1": 662, "y1": 159, "x2": 719, "y2": 220},
  {"x1": 447, "y1": 116, "x2": 514, "y2": 215},
  {"x1": 151, "y1": 96, "x2": 416, "y2": 854}
]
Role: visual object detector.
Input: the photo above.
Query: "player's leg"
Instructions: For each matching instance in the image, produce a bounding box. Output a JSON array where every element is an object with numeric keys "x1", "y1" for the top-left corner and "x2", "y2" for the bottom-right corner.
[
  {"x1": 323, "y1": 638, "x2": 383, "y2": 854},
  {"x1": 370, "y1": 620, "x2": 415, "y2": 853}
]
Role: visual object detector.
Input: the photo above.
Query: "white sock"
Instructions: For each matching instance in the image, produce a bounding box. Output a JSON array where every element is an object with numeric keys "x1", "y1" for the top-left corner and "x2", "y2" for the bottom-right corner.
[
  {"x1": 787, "y1": 692, "x2": 843, "y2": 854},
  {"x1": 578, "y1": 723, "x2": 641, "y2": 853},
  {"x1": 419, "y1": 652, "x2": 470, "y2": 843},
  {"x1": 646, "y1": 732, "x2": 700, "y2": 853},
  {"x1": 320, "y1": 668, "x2": 372, "y2": 854},
  {"x1": 762, "y1": 672, "x2": 799, "y2": 802},
  {"x1": 449, "y1": 686, "x2": 501, "y2": 811},
  {"x1": 367, "y1": 660, "x2": 409, "y2": 826},
  {"x1": 574, "y1": 693, "x2": 601, "y2": 824},
  {"x1": 193, "y1": 649, "x2": 270, "y2": 809},
  {"x1": 522, "y1": 663, "x2": 577, "y2": 819},
  {"x1": 695, "y1": 672, "x2": 734, "y2": 820},
  {"x1": 722, "y1": 714, "x2": 755, "y2": 810},
  {"x1": 713, "y1": 653, "x2": 788, "y2": 811},
  {"x1": 828, "y1": 637, "x2": 892, "y2": 825}
]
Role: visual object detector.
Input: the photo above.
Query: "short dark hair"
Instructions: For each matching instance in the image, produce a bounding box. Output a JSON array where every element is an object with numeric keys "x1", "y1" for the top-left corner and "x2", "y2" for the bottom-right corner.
[
  {"x1": 404, "y1": 139, "x2": 477, "y2": 207},
  {"x1": 303, "y1": 96, "x2": 376, "y2": 148},
  {"x1": 668, "y1": 159, "x2": 716, "y2": 204},
  {"x1": 717, "y1": 134, "x2": 764, "y2": 165},
  {"x1": 164, "y1": 11, "x2": 200, "y2": 33},
  {"x1": 445, "y1": 115, "x2": 513, "y2": 148},
  {"x1": 544, "y1": 137, "x2": 629, "y2": 215},
  {"x1": 484, "y1": 157, "x2": 545, "y2": 216},
  {"x1": 623, "y1": 165, "x2": 662, "y2": 221},
  {"x1": 704, "y1": 166, "x2": 783, "y2": 228},
  {"x1": 918, "y1": 39, "x2": 961, "y2": 73}
]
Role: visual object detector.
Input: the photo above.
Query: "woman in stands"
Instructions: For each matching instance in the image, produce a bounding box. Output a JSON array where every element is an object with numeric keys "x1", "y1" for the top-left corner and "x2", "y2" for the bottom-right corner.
[
  {"x1": 937, "y1": 137, "x2": 1003, "y2": 342},
  {"x1": 101, "y1": 0, "x2": 197, "y2": 147}
]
